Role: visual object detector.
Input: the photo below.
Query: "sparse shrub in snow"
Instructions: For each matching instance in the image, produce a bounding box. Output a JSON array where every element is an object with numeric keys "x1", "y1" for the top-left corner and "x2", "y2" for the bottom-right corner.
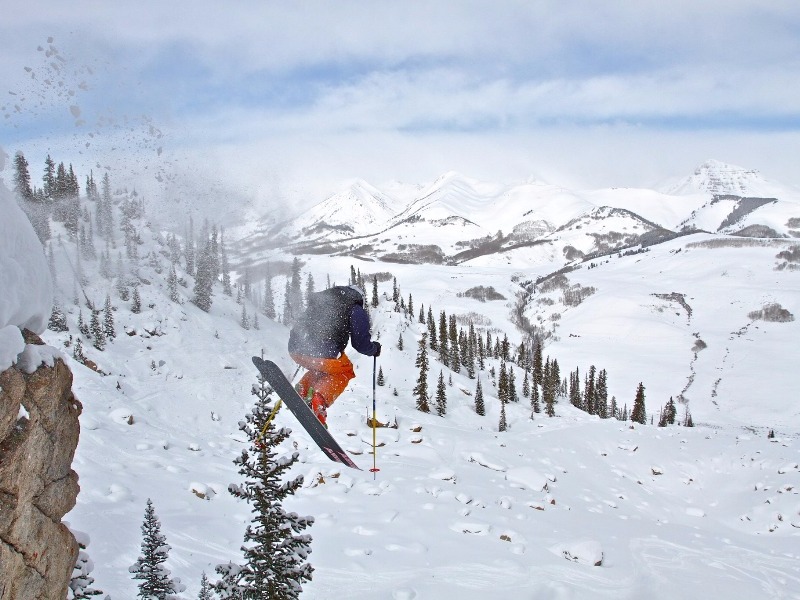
[{"x1": 748, "y1": 302, "x2": 794, "y2": 322}]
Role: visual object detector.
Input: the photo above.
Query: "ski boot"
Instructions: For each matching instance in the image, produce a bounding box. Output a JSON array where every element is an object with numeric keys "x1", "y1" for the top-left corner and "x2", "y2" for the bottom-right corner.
[{"x1": 309, "y1": 391, "x2": 328, "y2": 428}]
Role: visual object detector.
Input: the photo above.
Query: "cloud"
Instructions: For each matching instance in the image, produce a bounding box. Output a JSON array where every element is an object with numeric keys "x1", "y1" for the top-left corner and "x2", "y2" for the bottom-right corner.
[{"x1": 2, "y1": 0, "x2": 800, "y2": 217}]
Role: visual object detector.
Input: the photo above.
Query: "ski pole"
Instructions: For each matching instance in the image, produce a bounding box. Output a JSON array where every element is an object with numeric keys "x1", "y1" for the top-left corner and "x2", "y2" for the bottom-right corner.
[{"x1": 370, "y1": 355, "x2": 380, "y2": 478}]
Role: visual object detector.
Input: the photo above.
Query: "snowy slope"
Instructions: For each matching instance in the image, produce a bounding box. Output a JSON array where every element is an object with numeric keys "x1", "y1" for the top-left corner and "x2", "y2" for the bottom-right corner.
[{"x1": 3, "y1": 159, "x2": 799, "y2": 599}]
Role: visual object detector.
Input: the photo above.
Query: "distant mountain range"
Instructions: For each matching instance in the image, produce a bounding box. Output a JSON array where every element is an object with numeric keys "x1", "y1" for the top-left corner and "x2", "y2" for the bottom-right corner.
[{"x1": 236, "y1": 160, "x2": 800, "y2": 269}]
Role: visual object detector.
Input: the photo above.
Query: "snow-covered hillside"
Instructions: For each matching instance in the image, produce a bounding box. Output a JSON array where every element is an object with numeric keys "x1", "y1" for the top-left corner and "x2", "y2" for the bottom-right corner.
[{"x1": 2, "y1": 157, "x2": 799, "y2": 598}]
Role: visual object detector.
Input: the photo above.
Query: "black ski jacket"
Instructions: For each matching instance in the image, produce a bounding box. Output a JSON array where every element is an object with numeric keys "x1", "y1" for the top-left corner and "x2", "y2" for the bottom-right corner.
[{"x1": 288, "y1": 286, "x2": 379, "y2": 358}]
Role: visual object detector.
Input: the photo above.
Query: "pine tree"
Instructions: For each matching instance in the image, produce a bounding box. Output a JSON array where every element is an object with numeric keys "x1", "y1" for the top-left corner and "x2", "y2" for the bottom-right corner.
[
  {"x1": 532, "y1": 339, "x2": 543, "y2": 387},
  {"x1": 263, "y1": 270, "x2": 276, "y2": 319},
  {"x1": 413, "y1": 334, "x2": 431, "y2": 413},
  {"x1": 48, "y1": 304, "x2": 69, "y2": 332},
  {"x1": 103, "y1": 295, "x2": 116, "y2": 339},
  {"x1": 584, "y1": 365, "x2": 596, "y2": 415},
  {"x1": 498, "y1": 361, "x2": 509, "y2": 404},
  {"x1": 198, "y1": 572, "x2": 213, "y2": 600},
  {"x1": 683, "y1": 407, "x2": 694, "y2": 427},
  {"x1": 240, "y1": 304, "x2": 250, "y2": 330},
  {"x1": 499, "y1": 399, "x2": 508, "y2": 432},
  {"x1": 131, "y1": 286, "x2": 142, "y2": 314},
  {"x1": 530, "y1": 378, "x2": 541, "y2": 416},
  {"x1": 90, "y1": 310, "x2": 105, "y2": 351},
  {"x1": 522, "y1": 368, "x2": 530, "y2": 398},
  {"x1": 192, "y1": 236, "x2": 215, "y2": 312},
  {"x1": 69, "y1": 534, "x2": 104, "y2": 599},
  {"x1": 508, "y1": 365, "x2": 518, "y2": 402},
  {"x1": 631, "y1": 382, "x2": 647, "y2": 425},
  {"x1": 407, "y1": 293, "x2": 413, "y2": 317},
  {"x1": 427, "y1": 307, "x2": 437, "y2": 351},
  {"x1": 435, "y1": 370, "x2": 447, "y2": 416},
  {"x1": 167, "y1": 265, "x2": 180, "y2": 303},
  {"x1": 215, "y1": 370, "x2": 313, "y2": 599},
  {"x1": 305, "y1": 273, "x2": 315, "y2": 307},
  {"x1": 438, "y1": 310, "x2": 449, "y2": 366},
  {"x1": 397, "y1": 332, "x2": 404, "y2": 351},
  {"x1": 474, "y1": 378, "x2": 485, "y2": 416},
  {"x1": 129, "y1": 499, "x2": 184, "y2": 599},
  {"x1": 596, "y1": 369, "x2": 609, "y2": 418},
  {"x1": 377, "y1": 366, "x2": 386, "y2": 386},
  {"x1": 78, "y1": 310, "x2": 90, "y2": 336},
  {"x1": 371, "y1": 275, "x2": 379, "y2": 308}
]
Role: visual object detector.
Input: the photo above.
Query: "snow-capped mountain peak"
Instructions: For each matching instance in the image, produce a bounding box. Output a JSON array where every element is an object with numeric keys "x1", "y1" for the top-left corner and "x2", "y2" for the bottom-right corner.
[{"x1": 666, "y1": 159, "x2": 771, "y2": 196}]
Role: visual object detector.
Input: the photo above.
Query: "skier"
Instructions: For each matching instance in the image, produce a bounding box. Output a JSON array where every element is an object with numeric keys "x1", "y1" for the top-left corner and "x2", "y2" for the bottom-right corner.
[{"x1": 288, "y1": 285, "x2": 381, "y2": 426}]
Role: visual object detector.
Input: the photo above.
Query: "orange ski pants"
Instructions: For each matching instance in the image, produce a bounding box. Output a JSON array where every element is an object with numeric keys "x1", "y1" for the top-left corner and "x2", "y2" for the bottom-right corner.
[{"x1": 290, "y1": 352, "x2": 355, "y2": 408}]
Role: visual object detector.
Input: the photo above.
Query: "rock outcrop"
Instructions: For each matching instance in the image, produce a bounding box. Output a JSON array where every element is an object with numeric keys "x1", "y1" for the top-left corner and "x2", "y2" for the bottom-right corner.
[{"x1": 0, "y1": 330, "x2": 81, "y2": 600}]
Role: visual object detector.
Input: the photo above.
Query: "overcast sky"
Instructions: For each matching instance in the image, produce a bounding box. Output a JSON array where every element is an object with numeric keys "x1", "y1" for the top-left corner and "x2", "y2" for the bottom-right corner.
[{"x1": 2, "y1": 1, "x2": 799, "y2": 216}]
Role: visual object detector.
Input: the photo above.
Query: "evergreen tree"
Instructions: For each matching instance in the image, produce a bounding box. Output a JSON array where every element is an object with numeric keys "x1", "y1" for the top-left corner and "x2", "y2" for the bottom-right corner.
[
  {"x1": 285, "y1": 257, "x2": 304, "y2": 323},
  {"x1": 532, "y1": 339, "x2": 543, "y2": 387},
  {"x1": 13, "y1": 151, "x2": 33, "y2": 201},
  {"x1": 426, "y1": 307, "x2": 437, "y2": 351},
  {"x1": 392, "y1": 276, "x2": 399, "y2": 303},
  {"x1": 631, "y1": 382, "x2": 647, "y2": 425},
  {"x1": 596, "y1": 369, "x2": 609, "y2": 418},
  {"x1": 240, "y1": 304, "x2": 250, "y2": 330},
  {"x1": 498, "y1": 361, "x2": 509, "y2": 404},
  {"x1": 397, "y1": 332, "x2": 404, "y2": 351},
  {"x1": 131, "y1": 286, "x2": 142, "y2": 314},
  {"x1": 167, "y1": 266, "x2": 180, "y2": 303},
  {"x1": 221, "y1": 230, "x2": 232, "y2": 296},
  {"x1": 438, "y1": 310, "x2": 449, "y2": 366},
  {"x1": 69, "y1": 535, "x2": 103, "y2": 599},
  {"x1": 377, "y1": 366, "x2": 386, "y2": 386},
  {"x1": 192, "y1": 236, "x2": 215, "y2": 313},
  {"x1": 413, "y1": 334, "x2": 431, "y2": 413},
  {"x1": 418, "y1": 304, "x2": 425, "y2": 324},
  {"x1": 129, "y1": 498, "x2": 184, "y2": 599},
  {"x1": 48, "y1": 303, "x2": 69, "y2": 332},
  {"x1": 508, "y1": 365, "x2": 518, "y2": 402},
  {"x1": 522, "y1": 368, "x2": 530, "y2": 398},
  {"x1": 263, "y1": 270, "x2": 276, "y2": 320},
  {"x1": 499, "y1": 398, "x2": 508, "y2": 432},
  {"x1": 665, "y1": 396, "x2": 677, "y2": 425},
  {"x1": 198, "y1": 573, "x2": 213, "y2": 600},
  {"x1": 305, "y1": 272, "x2": 315, "y2": 307},
  {"x1": 72, "y1": 338, "x2": 87, "y2": 364},
  {"x1": 89, "y1": 310, "x2": 105, "y2": 351},
  {"x1": 683, "y1": 407, "x2": 694, "y2": 427},
  {"x1": 78, "y1": 310, "x2": 90, "y2": 336},
  {"x1": 474, "y1": 377, "x2": 485, "y2": 416},
  {"x1": 610, "y1": 395, "x2": 618, "y2": 420},
  {"x1": 185, "y1": 217, "x2": 196, "y2": 276},
  {"x1": 407, "y1": 293, "x2": 413, "y2": 317},
  {"x1": 435, "y1": 370, "x2": 447, "y2": 416},
  {"x1": 530, "y1": 378, "x2": 541, "y2": 416},
  {"x1": 584, "y1": 365, "x2": 596, "y2": 415},
  {"x1": 371, "y1": 275, "x2": 379, "y2": 308},
  {"x1": 570, "y1": 368, "x2": 581, "y2": 409},
  {"x1": 215, "y1": 370, "x2": 313, "y2": 599}
]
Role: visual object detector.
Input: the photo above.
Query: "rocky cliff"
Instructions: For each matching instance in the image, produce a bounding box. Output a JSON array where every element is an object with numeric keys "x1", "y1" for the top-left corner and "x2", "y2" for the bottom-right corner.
[{"x1": 0, "y1": 330, "x2": 81, "y2": 600}]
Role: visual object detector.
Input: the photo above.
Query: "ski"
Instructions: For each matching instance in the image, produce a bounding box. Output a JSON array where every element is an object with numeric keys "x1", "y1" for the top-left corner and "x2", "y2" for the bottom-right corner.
[{"x1": 252, "y1": 356, "x2": 361, "y2": 470}]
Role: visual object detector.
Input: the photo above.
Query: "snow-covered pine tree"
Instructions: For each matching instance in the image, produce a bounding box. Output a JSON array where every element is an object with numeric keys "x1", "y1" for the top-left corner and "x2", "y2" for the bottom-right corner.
[
  {"x1": 89, "y1": 310, "x2": 105, "y2": 351},
  {"x1": 129, "y1": 498, "x2": 184, "y2": 599},
  {"x1": 596, "y1": 369, "x2": 609, "y2": 418},
  {"x1": 522, "y1": 368, "x2": 530, "y2": 398},
  {"x1": 167, "y1": 265, "x2": 180, "y2": 303},
  {"x1": 72, "y1": 338, "x2": 87, "y2": 364},
  {"x1": 397, "y1": 332, "x2": 404, "y2": 351},
  {"x1": 215, "y1": 369, "x2": 314, "y2": 599},
  {"x1": 499, "y1": 398, "x2": 508, "y2": 432},
  {"x1": 103, "y1": 295, "x2": 116, "y2": 339},
  {"x1": 413, "y1": 333, "x2": 431, "y2": 413},
  {"x1": 68, "y1": 529, "x2": 103, "y2": 599},
  {"x1": 426, "y1": 307, "x2": 437, "y2": 351},
  {"x1": 631, "y1": 382, "x2": 647, "y2": 424},
  {"x1": 371, "y1": 275, "x2": 379, "y2": 308},
  {"x1": 474, "y1": 377, "x2": 485, "y2": 416},
  {"x1": 48, "y1": 303, "x2": 69, "y2": 332},
  {"x1": 530, "y1": 376, "x2": 541, "y2": 416},
  {"x1": 436, "y1": 370, "x2": 447, "y2": 416},
  {"x1": 240, "y1": 304, "x2": 250, "y2": 330},
  {"x1": 377, "y1": 366, "x2": 386, "y2": 386},
  {"x1": 78, "y1": 310, "x2": 90, "y2": 336},
  {"x1": 131, "y1": 286, "x2": 142, "y2": 314},
  {"x1": 198, "y1": 572, "x2": 213, "y2": 600},
  {"x1": 262, "y1": 273, "x2": 276, "y2": 320},
  {"x1": 508, "y1": 365, "x2": 518, "y2": 402}
]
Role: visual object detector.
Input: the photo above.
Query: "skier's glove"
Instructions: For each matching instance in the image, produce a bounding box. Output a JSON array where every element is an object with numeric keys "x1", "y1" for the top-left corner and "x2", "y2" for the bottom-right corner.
[{"x1": 373, "y1": 342, "x2": 382, "y2": 357}]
